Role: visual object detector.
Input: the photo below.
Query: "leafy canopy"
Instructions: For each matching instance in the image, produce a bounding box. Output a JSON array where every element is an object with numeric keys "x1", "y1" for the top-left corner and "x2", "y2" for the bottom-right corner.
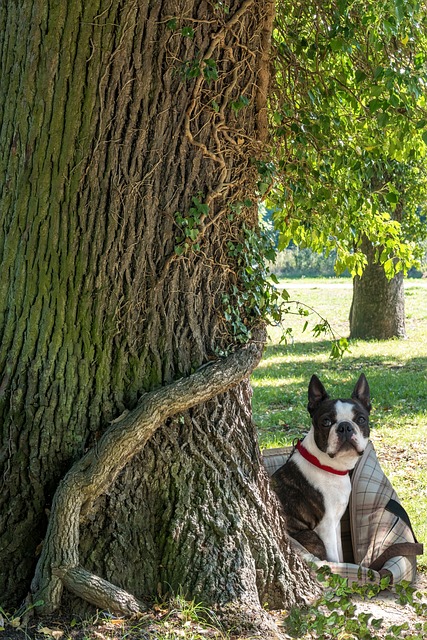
[{"x1": 269, "y1": 0, "x2": 427, "y2": 276}]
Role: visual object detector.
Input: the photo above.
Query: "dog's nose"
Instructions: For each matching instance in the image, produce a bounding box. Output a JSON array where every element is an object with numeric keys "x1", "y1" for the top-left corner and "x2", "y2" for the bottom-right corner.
[{"x1": 337, "y1": 421, "x2": 354, "y2": 435}]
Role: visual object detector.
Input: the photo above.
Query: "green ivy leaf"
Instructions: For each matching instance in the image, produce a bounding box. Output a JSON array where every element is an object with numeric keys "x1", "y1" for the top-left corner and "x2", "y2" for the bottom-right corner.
[
  {"x1": 167, "y1": 18, "x2": 177, "y2": 30},
  {"x1": 181, "y1": 26, "x2": 195, "y2": 38},
  {"x1": 203, "y1": 58, "x2": 218, "y2": 83}
]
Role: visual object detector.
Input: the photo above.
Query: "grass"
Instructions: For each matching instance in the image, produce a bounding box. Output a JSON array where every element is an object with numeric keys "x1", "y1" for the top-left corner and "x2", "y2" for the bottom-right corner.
[
  {"x1": 252, "y1": 277, "x2": 427, "y2": 568},
  {"x1": 0, "y1": 595, "x2": 233, "y2": 639}
]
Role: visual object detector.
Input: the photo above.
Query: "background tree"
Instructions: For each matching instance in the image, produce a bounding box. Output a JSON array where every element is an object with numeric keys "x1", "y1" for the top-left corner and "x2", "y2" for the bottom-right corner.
[
  {"x1": 0, "y1": 0, "x2": 318, "y2": 627},
  {"x1": 270, "y1": 0, "x2": 427, "y2": 339}
]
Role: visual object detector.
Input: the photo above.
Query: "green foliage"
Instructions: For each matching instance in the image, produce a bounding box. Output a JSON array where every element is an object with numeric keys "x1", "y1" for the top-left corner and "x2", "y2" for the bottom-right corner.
[
  {"x1": 174, "y1": 195, "x2": 209, "y2": 255},
  {"x1": 255, "y1": 159, "x2": 276, "y2": 196},
  {"x1": 270, "y1": 0, "x2": 427, "y2": 277},
  {"x1": 202, "y1": 58, "x2": 219, "y2": 83},
  {"x1": 181, "y1": 26, "x2": 195, "y2": 39},
  {"x1": 180, "y1": 58, "x2": 202, "y2": 80},
  {"x1": 213, "y1": 1, "x2": 230, "y2": 14},
  {"x1": 2, "y1": 595, "x2": 231, "y2": 640},
  {"x1": 271, "y1": 246, "x2": 341, "y2": 278},
  {"x1": 0, "y1": 599, "x2": 43, "y2": 633},
  {"x1": 222, "y1": 210, "x2": 348, "y2": 356},
  {"x1": 230, "y1": 94, "x2": 250, "y2": 113},
  {"x1": 168, "y1": 18, "x2": 219, "y2": 84},
  {"x1": 222, "y1": 212, "x2": 287, "y2": 342},
  {"x1": 284, "y1": 569, "x2": 427, "y2": 639},
  {"x1": 180, "y1": 57, "x2": 218, "y2": 83}
]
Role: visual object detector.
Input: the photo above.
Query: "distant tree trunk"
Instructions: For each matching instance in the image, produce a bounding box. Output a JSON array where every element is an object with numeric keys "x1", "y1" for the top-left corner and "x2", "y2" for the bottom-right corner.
[
  {"x1": 349, "y1": 236, "x2": 406, "y2": 339},
  {"x1": 0, "y1": 0, "x2": 318, "y2": 625}
]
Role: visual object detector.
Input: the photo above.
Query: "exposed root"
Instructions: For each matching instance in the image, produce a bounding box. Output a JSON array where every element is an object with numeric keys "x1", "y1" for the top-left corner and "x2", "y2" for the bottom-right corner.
[
  {"x1": 31, "y1": 329, "x2": 266, "y2": 614},
  {"x1": 52, "y1": 566, "x2": 147, "y2": 615}
]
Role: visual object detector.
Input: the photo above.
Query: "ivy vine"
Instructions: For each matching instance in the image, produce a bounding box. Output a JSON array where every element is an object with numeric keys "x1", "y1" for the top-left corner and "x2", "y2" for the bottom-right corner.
[
  {"x1": 223, "y1": 203, "x2": 349, "y2": 358},
  {"x1": 174, "y1": 195, "x2": 209, "y2": 255}
]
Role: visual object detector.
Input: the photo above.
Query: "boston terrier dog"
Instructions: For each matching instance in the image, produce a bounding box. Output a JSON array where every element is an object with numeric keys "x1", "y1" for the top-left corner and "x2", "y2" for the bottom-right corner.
[{"x1": 272, "y1": 374, "x2": 371, "y2": 563}]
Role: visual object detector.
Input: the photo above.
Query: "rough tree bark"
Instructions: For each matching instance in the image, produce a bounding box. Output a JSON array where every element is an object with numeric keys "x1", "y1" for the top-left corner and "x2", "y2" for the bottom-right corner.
[
  {"x1": 0, "y1": 0, "x2": 318, "y2": 624},
  {"x1": 349, "y1": 236, "x2": 406, "y2": 339}
]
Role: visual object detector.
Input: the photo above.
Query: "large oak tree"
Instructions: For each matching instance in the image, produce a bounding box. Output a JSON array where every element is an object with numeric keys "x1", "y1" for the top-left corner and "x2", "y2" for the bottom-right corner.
[{"x1": 0, "y1": 0, "x2": 317, "y2": 628}]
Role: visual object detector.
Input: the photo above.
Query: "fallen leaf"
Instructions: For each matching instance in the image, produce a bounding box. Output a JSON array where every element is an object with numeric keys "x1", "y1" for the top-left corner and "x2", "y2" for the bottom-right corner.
[{"x1": 39, "y1": 627, "x2": 64, "y2": 638}]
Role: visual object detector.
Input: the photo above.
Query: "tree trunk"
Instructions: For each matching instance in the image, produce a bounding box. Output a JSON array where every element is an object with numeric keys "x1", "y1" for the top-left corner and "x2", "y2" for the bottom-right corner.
[
  {"x1": 75, "y1": 383, "x2": 312, "y2": 612},
  {"x1": 349, "y1": 237, "x2": 406, "y2": 339},
  {"x1": 0, "y1": 0, "x2": 317, "y2": 622}
]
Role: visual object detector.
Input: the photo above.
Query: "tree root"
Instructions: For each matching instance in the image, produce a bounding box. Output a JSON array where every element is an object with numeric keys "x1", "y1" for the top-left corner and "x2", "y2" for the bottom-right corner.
[
  {"x1": 52, "y1": 567, "x2": 147, "y2": 615},
  {"x1": 31, "y1": 329, "x2": 266, "y2": 615}
]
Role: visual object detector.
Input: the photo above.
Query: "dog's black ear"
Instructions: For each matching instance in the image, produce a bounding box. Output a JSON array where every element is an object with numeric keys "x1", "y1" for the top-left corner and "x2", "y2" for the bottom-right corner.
[
  {"x1": 307, "y1": 374, "x2": 329, "y2": 415},
  {"x1": 351, "y1": 373, "x2": 371, "y2": 412}
]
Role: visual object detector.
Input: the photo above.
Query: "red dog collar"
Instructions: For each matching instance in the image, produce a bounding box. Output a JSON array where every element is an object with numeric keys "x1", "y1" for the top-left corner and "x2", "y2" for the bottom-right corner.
[{"x1": 296, "y1": 440, "x2": 349, "y2": 476}]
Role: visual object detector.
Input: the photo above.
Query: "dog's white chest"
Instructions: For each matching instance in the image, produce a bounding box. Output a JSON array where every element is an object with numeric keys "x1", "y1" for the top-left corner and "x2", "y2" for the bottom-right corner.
[
  {"x1": 295, "y1": 453, "x2": 351, "y2": 562},
  {"x1": 319, "y1": 474, "x2": 351, "y2": 518},
  {"x1": 315, "y1": 475, "x2": 350, "y2": 562}
]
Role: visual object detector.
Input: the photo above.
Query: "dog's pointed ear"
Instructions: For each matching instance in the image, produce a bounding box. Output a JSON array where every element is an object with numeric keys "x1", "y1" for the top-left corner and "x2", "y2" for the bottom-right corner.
[
  {"x1": 352, "y1": 373, "x2": 371, "y2": 412},
  {"x1": 307, "y1": 375, "x2": 329, "y2": 416}
]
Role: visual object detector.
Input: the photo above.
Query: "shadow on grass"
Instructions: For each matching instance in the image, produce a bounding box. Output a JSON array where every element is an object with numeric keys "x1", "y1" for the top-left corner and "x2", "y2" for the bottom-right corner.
[
  {"x1": 260, "y1": 338, "x2": 427, "y2": 368},
  {"x1": 252, "y1": 341, "x2": 427, "y2": 444},
  {"x1": 256, "y1": 338, "x2": 427, "y2": 377}
]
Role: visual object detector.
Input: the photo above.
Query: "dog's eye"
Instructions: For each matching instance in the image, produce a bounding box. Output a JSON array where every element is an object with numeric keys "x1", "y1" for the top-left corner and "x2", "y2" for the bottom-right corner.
[
  {"x1": 322, "y1": 418, "x2": 332, "y2": 427},
  {"x1": 356, "y1": 416, "x2": 366, "y2": 425}
]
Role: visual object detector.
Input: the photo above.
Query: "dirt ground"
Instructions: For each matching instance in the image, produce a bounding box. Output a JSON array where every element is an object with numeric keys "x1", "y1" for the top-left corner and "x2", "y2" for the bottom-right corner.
[
  {"x1": 348, "y1": 570, "x2": 427, "y2": 637},
  {"x1": 1, "y1": 572, "x2": 427, "y2": 640}
]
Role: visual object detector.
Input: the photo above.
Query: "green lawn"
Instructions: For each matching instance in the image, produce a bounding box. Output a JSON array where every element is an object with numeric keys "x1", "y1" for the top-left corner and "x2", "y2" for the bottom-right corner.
[{"x1": 252, "y1": 277, "x2": 427, "y2": 568}]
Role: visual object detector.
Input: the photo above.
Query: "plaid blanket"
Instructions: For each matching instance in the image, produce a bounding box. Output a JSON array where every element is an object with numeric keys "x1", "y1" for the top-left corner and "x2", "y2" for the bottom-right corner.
[{"x1": 263, "y1": 441, "x2": 423, "y2": 586}]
